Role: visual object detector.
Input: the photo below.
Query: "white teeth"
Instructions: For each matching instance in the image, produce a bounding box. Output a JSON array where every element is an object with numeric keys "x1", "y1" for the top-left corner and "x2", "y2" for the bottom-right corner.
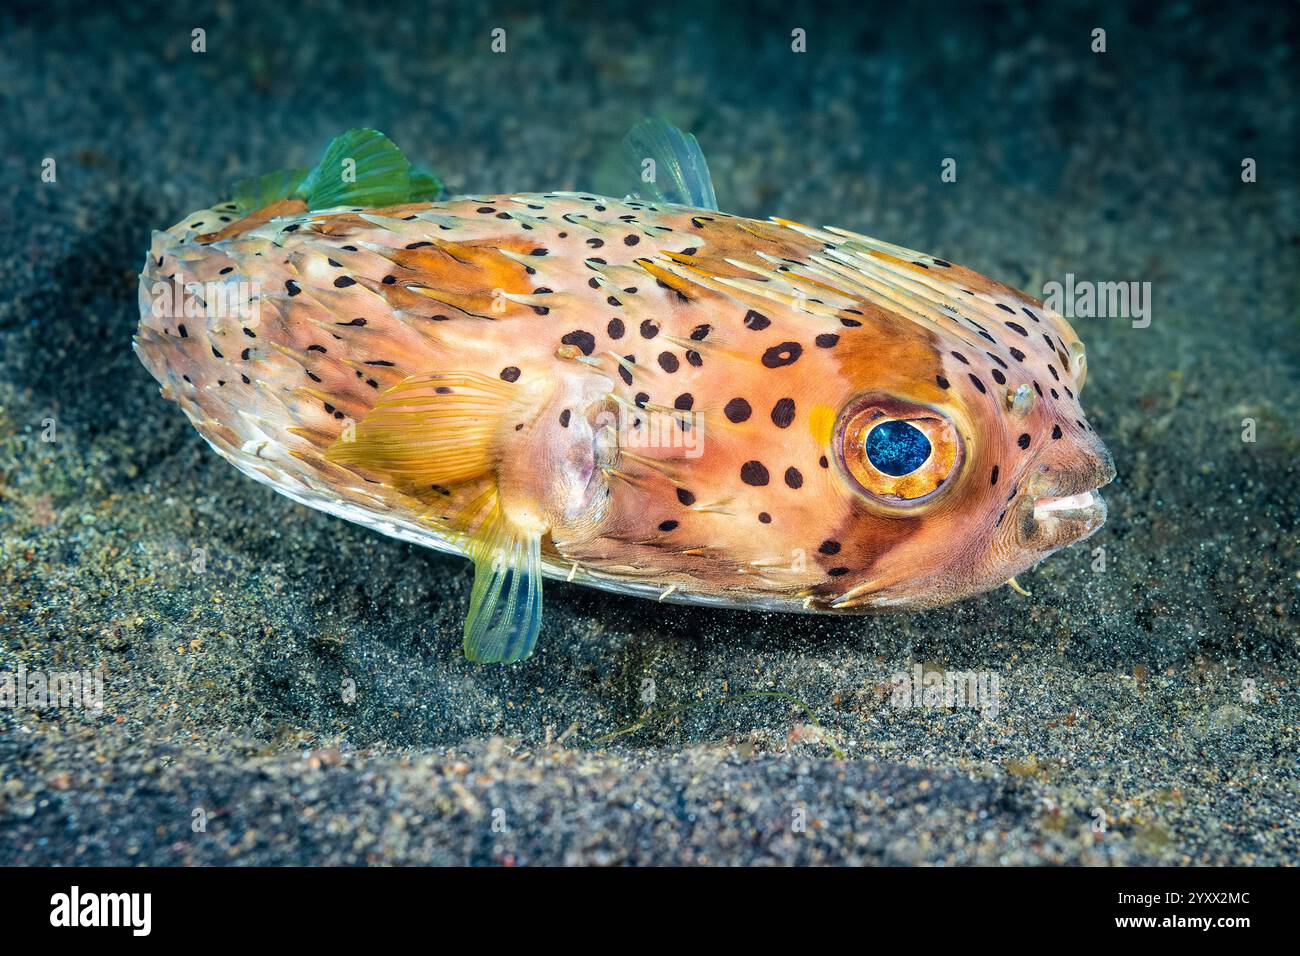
[{"x1": 1033, "y1": 491, "x2": 1096, "y2": 520}]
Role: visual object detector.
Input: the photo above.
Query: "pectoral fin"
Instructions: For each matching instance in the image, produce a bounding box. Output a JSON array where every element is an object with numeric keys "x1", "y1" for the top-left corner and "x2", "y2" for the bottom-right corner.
[{"x1": 323, "y1": 370, "x2": 518, "y2": 500}]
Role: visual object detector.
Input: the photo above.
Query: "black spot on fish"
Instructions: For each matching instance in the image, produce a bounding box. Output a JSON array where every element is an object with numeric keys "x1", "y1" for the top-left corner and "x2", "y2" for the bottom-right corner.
[
  {"x1": 725, "y1": 398, "x2": 752, "y2": 423},
  {"x1": 771, "y1": 398, "x2": 796, "y2": 428},
  {"x1": 607, "y1": 317, "x2": 625, "y2": 339},
  {"x1": 500, "y1": 366, "x2": 521, "y2": 383},
  {"x1": 815, "y1": 333, "x2": 840, "y2": 348},
  {"x1": 784, "y1": 467, "x2": 803, "y2": 489},
  {"x1": 561, "y1": 330, "x2": 596, "y2": 356},
  {"x1": 740, "y1": 461, "x2": 770, "y2": 486},
  {"x1": 744, "y1": 309, "x2": 771, "y2": 331},
  {"x1": 762, "y1": 342, "x2": 802, "y2": 368}
]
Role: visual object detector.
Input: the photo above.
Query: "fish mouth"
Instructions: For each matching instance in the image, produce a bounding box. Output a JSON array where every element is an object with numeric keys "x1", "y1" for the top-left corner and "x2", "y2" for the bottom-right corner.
[
  {"x1": 1033, "y1": 489, "x2": 1104, "y2": 522},
  {"x1": 1026, "y1": 487, "x2": 1108, "y2": 544},
  {"x1": 1018, "y1": 433, "x2": 1115, "y2": 549}
]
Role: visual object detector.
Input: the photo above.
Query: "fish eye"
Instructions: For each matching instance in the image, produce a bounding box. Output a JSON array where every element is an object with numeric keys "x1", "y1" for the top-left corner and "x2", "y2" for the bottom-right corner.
[
  {"x1": 836, "y1": 395, "x2": 962, "y2": 504},
  {"x1": 865, "y1": 419, "x2": 932, "y2": 476}
]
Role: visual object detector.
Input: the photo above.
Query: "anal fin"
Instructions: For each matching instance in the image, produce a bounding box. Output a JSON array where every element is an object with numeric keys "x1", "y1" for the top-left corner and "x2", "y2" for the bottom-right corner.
[{"x1": 464, "y1": 504, "x2": 544, "y2": 664}]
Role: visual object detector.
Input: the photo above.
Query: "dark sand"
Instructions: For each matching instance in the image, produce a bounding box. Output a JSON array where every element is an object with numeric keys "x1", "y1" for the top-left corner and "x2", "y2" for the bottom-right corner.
[{"x1": 1, "y1": 0, "x2": 1296, "y2": 864}]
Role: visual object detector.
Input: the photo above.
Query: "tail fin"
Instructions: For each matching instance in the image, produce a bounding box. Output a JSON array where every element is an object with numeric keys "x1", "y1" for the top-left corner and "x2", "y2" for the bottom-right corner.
[{"x1": 232, "y1": 128, "x2": 443, "y2": 214}]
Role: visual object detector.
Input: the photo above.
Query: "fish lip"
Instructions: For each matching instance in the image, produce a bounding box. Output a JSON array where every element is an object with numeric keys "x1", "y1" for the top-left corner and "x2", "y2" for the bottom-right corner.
[
  {"x1": 1024, "y1": 487, "x2": 1108, "y2": 544},
  {"x1": 1032, "y1": 489, "x2": 1104, "y2": 522}
]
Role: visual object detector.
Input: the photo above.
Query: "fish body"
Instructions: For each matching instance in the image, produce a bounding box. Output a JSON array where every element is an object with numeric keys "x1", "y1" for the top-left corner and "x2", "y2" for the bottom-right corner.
[{"x1": 136, "y1": 127, "x2": 1114, "y2": 661}]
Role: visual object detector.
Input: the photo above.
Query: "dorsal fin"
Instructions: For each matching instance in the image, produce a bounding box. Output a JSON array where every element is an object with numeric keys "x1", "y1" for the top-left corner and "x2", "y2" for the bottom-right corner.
[
  {"x1": 232, "y1": 128, "x2": 443, "y2": 216},
  {"x1": 600, "y1": 118, "x2": 719, "y2": 210}
]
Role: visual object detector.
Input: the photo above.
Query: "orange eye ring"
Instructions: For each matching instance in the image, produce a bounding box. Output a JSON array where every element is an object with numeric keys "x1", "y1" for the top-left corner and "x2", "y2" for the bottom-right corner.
[{"x1": 836, "y1": 394, "x2": 963, "y2": 505}]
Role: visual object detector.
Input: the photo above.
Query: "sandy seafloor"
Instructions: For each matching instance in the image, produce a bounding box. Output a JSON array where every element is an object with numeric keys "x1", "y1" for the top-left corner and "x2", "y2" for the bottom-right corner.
[{"x1": 1, "y1": 0, "x2": 1296, "y2": 865}]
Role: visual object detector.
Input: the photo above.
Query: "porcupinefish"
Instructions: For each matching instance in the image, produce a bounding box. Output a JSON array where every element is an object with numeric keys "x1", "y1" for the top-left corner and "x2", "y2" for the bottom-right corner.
[{"x1": 136, "y1": 124, "x2": 1114, "y2": 663}]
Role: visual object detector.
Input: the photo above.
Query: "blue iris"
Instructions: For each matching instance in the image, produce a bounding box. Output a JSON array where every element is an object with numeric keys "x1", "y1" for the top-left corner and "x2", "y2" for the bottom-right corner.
[{"x1": 865, "y1": 420, "x2": 931, "y2": 476}]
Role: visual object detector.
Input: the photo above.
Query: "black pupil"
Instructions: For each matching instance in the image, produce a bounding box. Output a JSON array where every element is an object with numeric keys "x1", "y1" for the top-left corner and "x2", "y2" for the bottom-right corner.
[{"x1": 865, "y1": 420, "x2": 931, "y2": 476}]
